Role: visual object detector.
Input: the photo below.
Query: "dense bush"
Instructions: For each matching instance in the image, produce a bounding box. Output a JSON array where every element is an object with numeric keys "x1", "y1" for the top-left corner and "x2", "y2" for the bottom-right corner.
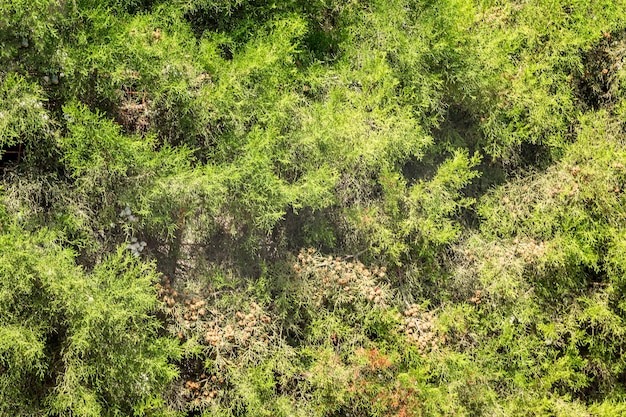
[
  {"x1": 0, "y1": 219, "x2": 179, "y2": 416},
  {"x1": 2, "y1": 0, "x2": 626, "y2": 415}
]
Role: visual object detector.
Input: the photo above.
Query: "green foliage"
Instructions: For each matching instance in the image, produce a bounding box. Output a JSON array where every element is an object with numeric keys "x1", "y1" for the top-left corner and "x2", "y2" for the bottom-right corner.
[
  {"x1": 436, "y1": 109, "x2": 626, "y2": 415},
  {"x1": 0, "y1": 73, "x2": 50, "y2": 149},
  {"x1": 0, "y1": 0, "x2": 70, "y2": 62},
  {"x1": 347, "y1": 150, "x2": 481, "y2": 265},
  {"x1": 0, "y1": 223, "x2": 179, "y2": 416},
  {"x1": 431, "y1": 0, "x2": 626, "y2": 161},
  {"x1": 3, "y1": 0, "x2": 626, "y2": 415}
]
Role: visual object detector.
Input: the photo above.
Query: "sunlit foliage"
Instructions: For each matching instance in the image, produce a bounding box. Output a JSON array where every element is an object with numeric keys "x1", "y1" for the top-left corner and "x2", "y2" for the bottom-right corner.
[{"x1": 2, "y1": 0, "x2": 626, "y2": 415}]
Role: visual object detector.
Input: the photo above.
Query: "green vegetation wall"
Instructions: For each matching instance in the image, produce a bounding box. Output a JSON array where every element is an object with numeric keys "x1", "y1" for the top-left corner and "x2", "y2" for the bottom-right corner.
[{"x1": 2, "y1": 0, "x2": 626, "y2": 415}]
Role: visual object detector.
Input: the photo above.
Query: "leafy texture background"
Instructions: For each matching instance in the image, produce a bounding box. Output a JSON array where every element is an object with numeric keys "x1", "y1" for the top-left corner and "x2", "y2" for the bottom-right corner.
[{"x1": 1, "y1": 0, "x2": 626, "y2": 415}]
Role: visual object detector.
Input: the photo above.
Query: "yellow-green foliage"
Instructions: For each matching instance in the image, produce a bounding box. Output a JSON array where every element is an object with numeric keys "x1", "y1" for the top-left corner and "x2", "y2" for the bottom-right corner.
[
  {"x1": 2, "y1": 0, "x2": 626, "y2": 415},
  {"x1": 0, "y1": 73, "x2": 49, "y2": 148},
  {"x1": 0, "y1": 221, "x2": 179, "y2": 416}
]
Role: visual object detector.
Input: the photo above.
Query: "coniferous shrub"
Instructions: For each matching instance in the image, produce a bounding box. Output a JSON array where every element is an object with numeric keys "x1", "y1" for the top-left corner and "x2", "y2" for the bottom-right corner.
[
  {"x1": 0, "y1": 219, "x2": 179, "y2": 416},
  {"x1": 2, "y1": 0, "x2": 626, "y2": 415}
]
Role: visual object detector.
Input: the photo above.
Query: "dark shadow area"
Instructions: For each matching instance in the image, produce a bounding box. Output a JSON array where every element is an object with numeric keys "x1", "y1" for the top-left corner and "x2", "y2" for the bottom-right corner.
[
  {"x1": 518, "y1": 141, "x2": 554, "y2": 171},
  {"x1": 281, "y1": 206, "x2": 338, "y2": 254},
  {"x1": 183, "y1": 0, "x2": 282, "y2": 40},
  {"x1": 575, "y1": 30, "x2": 626, "y2": 110},
  {"x1": 0, "y1": 144, "x2": 24, "y2": 170}
]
